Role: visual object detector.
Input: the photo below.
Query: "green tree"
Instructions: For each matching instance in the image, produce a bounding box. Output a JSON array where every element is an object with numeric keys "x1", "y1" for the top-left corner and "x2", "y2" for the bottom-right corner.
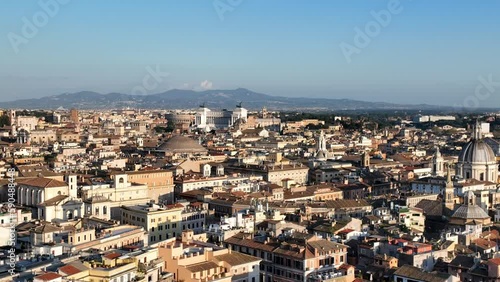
[
  {"x1": 0, "y1": 115, "x2": 10, "y2": 127},
  {"x1": 44, "y1": 153, "x2": 57, "y2": 163},
  {"x1": 166, "y1": 120, "x2": 175, "y2": 132},
  {"x1": 155, "y1": 120, "x2": 175, "y2": 133}
]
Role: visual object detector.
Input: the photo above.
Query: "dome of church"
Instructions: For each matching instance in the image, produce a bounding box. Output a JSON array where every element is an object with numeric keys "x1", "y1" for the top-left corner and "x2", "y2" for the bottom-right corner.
[
  {"x1": 458, "y1": 139, "x2": 496, "y2": 164},
  {"x1": 451, "y1": 204, "x2": 489, "y2": 220},
  {"x1": 158, "y1": 135, "x2": 207, "y2": 154},
  {"x1": 451, "y1": 191, "x2": 489, "y2": 220}
]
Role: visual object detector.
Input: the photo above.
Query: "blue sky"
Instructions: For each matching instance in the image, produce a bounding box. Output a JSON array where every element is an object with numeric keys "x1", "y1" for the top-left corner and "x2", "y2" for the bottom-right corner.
[{"x1": 1, "y1": 0, "x2": 500, "y2": 107}]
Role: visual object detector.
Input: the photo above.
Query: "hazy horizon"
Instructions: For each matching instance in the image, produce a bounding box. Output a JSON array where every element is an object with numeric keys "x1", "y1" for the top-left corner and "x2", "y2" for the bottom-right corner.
[{"x1": 1, "y1": 0, "x2": 500, "y2": 108}]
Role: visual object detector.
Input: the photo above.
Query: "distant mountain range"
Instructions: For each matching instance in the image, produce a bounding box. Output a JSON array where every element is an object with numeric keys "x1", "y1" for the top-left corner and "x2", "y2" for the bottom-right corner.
[{"x1": 0, "y1": 88, "x2": 448, "y2": 111}]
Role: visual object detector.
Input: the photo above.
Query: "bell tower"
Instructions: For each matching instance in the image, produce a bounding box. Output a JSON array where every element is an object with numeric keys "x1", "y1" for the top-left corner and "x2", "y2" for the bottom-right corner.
[
  {"x1": 443, "y1": 162, "x2": 455, "y2": 215},
  {"x1": 9, "y1": 110, "x2": 16, "y2": 126},
  {"x1": 9, "y1": 110, "x2": 16, "y2": 137},
  {"x1": 362, "y1": 151, "x2": 370, "y2": 168},
  {"x1": 432, "y1": 146, "x2": 444, "y2": 177}
]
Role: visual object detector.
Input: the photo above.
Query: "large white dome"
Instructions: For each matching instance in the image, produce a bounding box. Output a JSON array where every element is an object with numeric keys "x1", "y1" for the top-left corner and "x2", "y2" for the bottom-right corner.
[
  {"x1": 458, "y1": 139, "x2": 496, "y2": 164},
  {"x1": 456, "y1": 121, "x2": 498, "y2": 183}
]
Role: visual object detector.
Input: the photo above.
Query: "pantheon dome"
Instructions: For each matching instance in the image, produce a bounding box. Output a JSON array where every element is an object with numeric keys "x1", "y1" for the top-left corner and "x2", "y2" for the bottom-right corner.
[
  {"x1": 158, "y1": 135, "x2": 208, "y2": 156},
  {"x1": 456, "y1": 121, "x2": 498, "y2": 182}
]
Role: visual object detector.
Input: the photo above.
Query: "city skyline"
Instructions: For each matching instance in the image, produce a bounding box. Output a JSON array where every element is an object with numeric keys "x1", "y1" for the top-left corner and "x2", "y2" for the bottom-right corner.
[
  {"x1": 2, "y1": 2, "x2": 500, "y2": 280},
  {"x1": 1, "y1": 0, "x2": 500, "y2": 107}
]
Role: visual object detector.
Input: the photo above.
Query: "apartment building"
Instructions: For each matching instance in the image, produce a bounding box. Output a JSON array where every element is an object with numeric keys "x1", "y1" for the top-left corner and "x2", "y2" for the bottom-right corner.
[
  {"x1": 398, "y1": 207, "x2": 426, "y2": 234},
  {"x1": 224, "y1": 232, "x2": 351, "y2": 282},
  {"x1": 159, "y1": 230, "x2": 261, "y2": 282},
  {"x1": 30, "y1": 129, "x2": 57, "y2": 144},
  {"x1": 174, "y1": 174, "x2": 228, "y2": 195},
  {"x1": 121, "y1": 203, "x2": 183, "y2": 244},
  {"x1": 228, "y1": 164, "x2": 309, "y2": 185},
  {"x1": 71, "y1": 225, "x2": 146, "y2": 252},
  {"x1": 180, "y1": 203, "x2": 208, "y2": 233}
]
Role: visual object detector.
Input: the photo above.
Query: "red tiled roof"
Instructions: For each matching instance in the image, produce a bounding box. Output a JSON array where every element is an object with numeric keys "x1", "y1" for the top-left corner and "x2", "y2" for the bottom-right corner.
[
  {"x1": 339, "y1": 263, "x2": 355, "y2": 270},
  {"x1": 103, "y1": 252, "x2": 121, "y2": 260},
  {"x1": 166, "y1": 203, "x2": 184, "y2": 209},
  {"x1": 18, "y1": 177, "x2": 67, "y2": 188},
  {"x1": 35, "y1": 272, "x2": 62, "y2": 281},
  {"x1": 337, "y1": 229, "x2": 355, "y2": 234},
  {"x1": 231, "y1": 191, "x2": 246, "y2": 197},
  {"x1": 489, "y1": 258, "x2": 500, "y2": 265},
  {"x1": 58, "y1": 265, "x2": 81, "y2": 276}
]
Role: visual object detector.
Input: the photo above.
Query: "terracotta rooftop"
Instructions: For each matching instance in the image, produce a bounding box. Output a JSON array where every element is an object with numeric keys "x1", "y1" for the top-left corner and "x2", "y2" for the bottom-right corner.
[
  {"x1": 58, "y1": 264, "x2": 82, "y2": 276},
  {"x1": 489, "y1": 258, "x2": 500, "y2": 265},
  {"x1": 215, "y1": 252, "x2": 261, "y2": 265},
  {"x1": 394, "y1": 265, "x2": 450, "y2": 282},
  {"x1": 185, "y1": 261, "x2": 219, "y2": 272},
  {"x1": 38, "y1": 194, "x2": 69, "y2": 206},
  {"x1": 325, "y1": 199, "x2": 371, "y2": 209},
  {"x1": 33, "y1": 223, "x2": 62, "y2": 234},
  {"x1": 103, "y1": 252, "x2": 121, "y2": 260},
  {"x1": 35, "y1": 272, "x2": 62, "y2": 281},
  {"x1": 18, "y1": 177, "x2": 67, "y2": 188}
]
